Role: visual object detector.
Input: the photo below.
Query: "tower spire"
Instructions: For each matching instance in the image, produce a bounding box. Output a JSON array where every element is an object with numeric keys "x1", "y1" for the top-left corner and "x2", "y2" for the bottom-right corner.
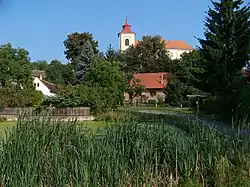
[{"x1": 125, "y1": 13, "x2": 128, "y2": 24}]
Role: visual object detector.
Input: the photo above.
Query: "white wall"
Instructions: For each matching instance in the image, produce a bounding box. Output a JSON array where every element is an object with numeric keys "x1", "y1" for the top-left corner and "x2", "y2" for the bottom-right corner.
[
  {"x1": 167, "y1": 49, "x2": 192, "y2": 60},
  {"x1": 33, "y1": 77, "x2": 55, "y2": 97},
  {"x1": 119, "y1": 33, "x2": 136, "y2": 51}
]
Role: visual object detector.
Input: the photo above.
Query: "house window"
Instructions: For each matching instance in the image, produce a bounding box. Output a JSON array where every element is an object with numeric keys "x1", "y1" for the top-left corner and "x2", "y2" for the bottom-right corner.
[
  {"x1": 37, "y1": 83, "x2": 39, "y2": 87},
  {"x1": 150, "y1": 91, "x2": 156, "y2": 97},
  {"x1": 33, "y1": 83, "x2": 36, "y2": 86},
  {"x1": 125, "y1": 39, "x2": 130, "y2": 46}
]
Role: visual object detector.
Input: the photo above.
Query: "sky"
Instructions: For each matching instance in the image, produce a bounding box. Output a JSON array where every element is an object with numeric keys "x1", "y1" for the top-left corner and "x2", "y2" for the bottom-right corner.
[{"x1": 0, "y1": 0, "x2": 213, "y2": 63}]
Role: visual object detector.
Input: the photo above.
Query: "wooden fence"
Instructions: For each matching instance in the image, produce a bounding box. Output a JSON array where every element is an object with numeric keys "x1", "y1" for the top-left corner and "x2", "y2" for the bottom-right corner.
[{"x1": 0, "y1": 107, "x2": 90, "y2": 117}]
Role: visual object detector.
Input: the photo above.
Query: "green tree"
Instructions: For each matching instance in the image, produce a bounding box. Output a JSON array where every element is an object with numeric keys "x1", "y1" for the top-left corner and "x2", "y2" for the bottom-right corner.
[
  {"x1": 121, "y1": 35, "x2": 172, "y2": 73},
  {"x1": 105, "y1": 44, "x2": 118, "y2": 62},
  {"x1": 0, "y1": 43, "x2": 32, "y2": 87},
  {"x1": 85, "y1": 58, "x2": 125, "y2": 108},
  {"x1": 64, "y1": 32, "x2": 98, "y2": 65},
  {"x1": 50, "y1": 58, "x2": 126, "y2": 114},
  {"x1": 74, "y1": 40, "x2": 95, "y2": 83},
  {"x1": 163, "y1": 51, "x2": 205, "y2": 107},
  {"x1": 31, "y1": 60, "x2": 49, "y2": 71},
  {"x1": 0, "y1": 84, "x2": 44, "y2": 107},
  {"x1": 46, "y1": 59, "x2": 74, "y2": 85},
  {"x1": 198, "y1": 0, "x2": 250, "y2": 117},
  {"x1": 165, "y1": 77, "x2": 186, "y2": 107},
  {"x1": 126, "y1": 78, "x2": 145, "y2": 105}
]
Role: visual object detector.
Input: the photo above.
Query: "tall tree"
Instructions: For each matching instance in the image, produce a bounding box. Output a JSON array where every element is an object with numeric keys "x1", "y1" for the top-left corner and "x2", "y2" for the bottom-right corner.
[
  {"x1": 0, "y1": 43, "x2": 32, "y2": 87},
  {"x1": 177, "y1": 50, "x2": 204, "y2": 89},
  {"x1": 121, "y1": 35, "x2": 172, "y2": 73},
  {"x1": 74, "y1": 40, "x2": 95, "y2": 83},
  {"x1": 105, "y1": 44, "x2": 118, "y2": 62},
  {"x1": 85, "y1": 58, "x2": 126, "y2": 109},
  {"x1": 198, "y1": 0, "x2": 250, "y2": 116},
  {"x1": 31, "y1": 60, "x2": 49, "y2": 71},
  {"x1": 64, "y1": 32, "x2": 98, "y2": 65},
  {"x1": 46, "y1": 59, "x2": 74, "y2": 85}
]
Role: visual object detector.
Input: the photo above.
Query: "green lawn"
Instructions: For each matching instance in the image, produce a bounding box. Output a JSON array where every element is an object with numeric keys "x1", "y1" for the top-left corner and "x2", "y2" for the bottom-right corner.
[
  {"x1": 0, "y1": 122, "x2": 16, "y2": 137},
  {"x1": 80, "y1": 120, "x2": 108, "y2": 130},
  {"x1": 0, "y1": 121, "x2": 107, "y2": 138}
]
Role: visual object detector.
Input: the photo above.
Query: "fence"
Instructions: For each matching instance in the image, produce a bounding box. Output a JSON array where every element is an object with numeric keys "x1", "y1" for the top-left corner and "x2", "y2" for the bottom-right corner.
[{"x1": 0, "y1": 107, "x2": 90, "y2": 117}]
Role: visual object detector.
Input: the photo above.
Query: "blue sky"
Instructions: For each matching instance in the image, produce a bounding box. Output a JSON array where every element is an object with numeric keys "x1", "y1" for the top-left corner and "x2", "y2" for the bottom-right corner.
[{"x1": 0, "y1": 0, "x2": 212, "y2": 63}]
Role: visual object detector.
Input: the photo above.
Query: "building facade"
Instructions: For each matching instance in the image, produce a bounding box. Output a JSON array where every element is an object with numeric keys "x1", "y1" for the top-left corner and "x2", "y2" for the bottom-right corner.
[
  {"x1": 118, "y1": 17, "x2": 193, "y2": 60},
  {"x1": 124, "y1": 72, "x2": 168, "y2": 104}
]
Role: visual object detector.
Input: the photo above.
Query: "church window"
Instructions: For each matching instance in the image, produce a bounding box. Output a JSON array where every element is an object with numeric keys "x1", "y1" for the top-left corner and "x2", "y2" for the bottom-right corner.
[{"x1": 125, "y1": 39, "x2": 130, "y2": 46}]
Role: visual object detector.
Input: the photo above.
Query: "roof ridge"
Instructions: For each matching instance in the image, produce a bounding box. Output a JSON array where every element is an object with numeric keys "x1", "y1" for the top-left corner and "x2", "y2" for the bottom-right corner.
[{"x1": 40, "y1": 79, "x2": 56, "y2": 85}]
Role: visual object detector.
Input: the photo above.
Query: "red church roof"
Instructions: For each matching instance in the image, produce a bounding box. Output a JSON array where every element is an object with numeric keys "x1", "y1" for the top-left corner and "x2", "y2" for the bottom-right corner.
[
  {"x1": 135, "y1": 39, "x2": 193, "y2": 50},
  {"x1": 133, "y1": 72, "x2": 168, "y2": 89},
  {"x1": 119, "y1": 16, "x2": 135, "y2": 34},
  {"x1": 165, "y1": 40, "x2": 193, "y2": 50}
]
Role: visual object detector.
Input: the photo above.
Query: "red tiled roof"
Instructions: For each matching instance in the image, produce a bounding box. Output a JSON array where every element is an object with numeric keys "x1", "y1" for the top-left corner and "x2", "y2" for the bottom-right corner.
[
  {"x1": 119, "y1": 17, "x2": 135, "y2": 34},
  {"x1": 165, "y1": 40, "x2": 193, "y2": 50},
  {"x1": 135, "y1": 39, "x2": 193, "y2": 50},
  {"x1": 133, "y1": 72, "x2": 168, "y2": 89}
]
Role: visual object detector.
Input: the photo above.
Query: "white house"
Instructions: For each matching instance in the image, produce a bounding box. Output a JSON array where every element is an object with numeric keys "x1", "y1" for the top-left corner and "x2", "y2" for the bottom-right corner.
[
  {"x1": 118, "y1": 17, "x2": 193, "y2": 59},
  {"x1": 33, "y1": 77, "x2": 58, "y2": 97}
]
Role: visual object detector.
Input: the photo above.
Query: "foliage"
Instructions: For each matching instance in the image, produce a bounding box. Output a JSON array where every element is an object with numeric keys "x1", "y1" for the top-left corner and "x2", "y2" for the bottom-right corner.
[
  {"x1": 125, "y1": 77, "x2": 145, "y2": 104},
  {"x1": 86, "y1": 58, "x2": 125, "y2": 92},
  {"x1": 46, "y1": 59, "x2": 74, "y2": 85},
  {"x1": 164, "y1": 51, "x2": 205, "y2": 106},
  {"x1": 105, "y1": 44, "x2": 119, "y2": 62},
  {"x1": 64, "y1": 32, "x2": 98, "y2": 65},
  {"x1": 177, "y1": 50, "x2": 204, "y2": 88},
  {"x1": 164, "y1": 77, "x2": 186, "y2": 106},
  {"x1": 48, "y1": 58, "x2": 126, "y2": 114},
  {"x1": 121, "y1": 35, "x2": 172, "y2": 73},
  {"x1": 2, "y1": 116, "x2": 250, "y2": 186},
  {"x1": 0, "y1": 84, "x2": 44, "y2": 107},
  {"x1": 31, "y1": 60, "x2": 49, "y2": 71},
  {"x1": 74, "y1": 40, "x2": 95, "y2": 83},
  {"x1": 86, "y1": 59, "x2": 125, "y2": 112},
  {"x1": 0, "y1": 116, "x2": 7, "y2": 122},
  {"x1": 198, "y1": 0, "x2": 250, "y2": 117},
  {"x1": 0, "y1": 43, "x2": 32, "y2": 87}
]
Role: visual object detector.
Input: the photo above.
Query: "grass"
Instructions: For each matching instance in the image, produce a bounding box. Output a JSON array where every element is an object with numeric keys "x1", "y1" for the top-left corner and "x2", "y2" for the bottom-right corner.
[
  {"x1": 0, "y1": 122, "x2": 15, "y2": 137},
  {"x1": 122, "y1": 105, "x2": 196, "y2": 114},
  {"x1": 1, "y1": 112, "x2": 250, "y2": 186},
  {"x1": 0, "y1": 120, "x2": 106, "y2": 138}
]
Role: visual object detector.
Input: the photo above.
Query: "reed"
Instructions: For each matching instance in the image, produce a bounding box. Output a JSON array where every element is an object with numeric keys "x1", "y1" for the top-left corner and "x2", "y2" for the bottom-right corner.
[{"x1": 1, "y1": 114, "x2": 250, "y2": 186}]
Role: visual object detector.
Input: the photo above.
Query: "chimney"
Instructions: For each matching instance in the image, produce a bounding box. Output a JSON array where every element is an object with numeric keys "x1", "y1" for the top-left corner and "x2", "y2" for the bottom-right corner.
[{"x1": 39, "y1": 73, "x2": 42, "y2": 80}]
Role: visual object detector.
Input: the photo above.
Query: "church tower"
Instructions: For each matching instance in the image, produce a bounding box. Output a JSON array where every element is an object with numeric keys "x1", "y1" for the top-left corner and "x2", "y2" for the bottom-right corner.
[{"x1": 118, "y1": 16, "x2": 136, "y2": 51}]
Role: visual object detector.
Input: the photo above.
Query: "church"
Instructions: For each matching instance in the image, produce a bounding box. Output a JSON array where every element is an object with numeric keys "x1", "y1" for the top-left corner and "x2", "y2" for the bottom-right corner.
[{"x1": 118, "y1": 17, "x2": 194, "y2": 60}]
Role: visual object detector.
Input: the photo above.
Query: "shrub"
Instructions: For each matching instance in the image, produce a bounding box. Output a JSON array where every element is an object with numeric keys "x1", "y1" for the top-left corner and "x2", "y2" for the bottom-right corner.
[{"x1": 0, "y1": 116, "x2": 7, "y2": 122}]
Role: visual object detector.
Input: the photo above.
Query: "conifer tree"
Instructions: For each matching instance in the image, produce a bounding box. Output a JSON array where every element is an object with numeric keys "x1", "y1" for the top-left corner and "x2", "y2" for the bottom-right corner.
[
  {"x1": 198, "y1": 0, "x2": 250, "y2": 116},
  {"x1": 74, "y1": 40, "x2": 95, "y2": 83}
]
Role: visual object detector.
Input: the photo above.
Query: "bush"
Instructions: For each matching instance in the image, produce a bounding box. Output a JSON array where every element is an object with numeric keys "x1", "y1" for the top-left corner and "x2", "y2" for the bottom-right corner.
[
  {"x1": 0, "y1": 116, "x2": 7, "y2": 122},
  {"x1": 95, "y1": 110, "x2": 124, "y2": 121}
]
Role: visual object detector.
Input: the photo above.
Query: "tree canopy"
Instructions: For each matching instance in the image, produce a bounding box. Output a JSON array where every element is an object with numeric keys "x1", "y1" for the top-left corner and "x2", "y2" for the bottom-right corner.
[
  {"x1": 120, "y1": 35, "x2": 172, "y2": 73},
  {"x1": 198, "y1": 0, "x2": 250, "y2": 117},
  {"x1": 64, "y1": 32, "x2": 99, "y2": 64},
  {"x1": 0, "y1": 43, "x2": 32, "y2": 87}
]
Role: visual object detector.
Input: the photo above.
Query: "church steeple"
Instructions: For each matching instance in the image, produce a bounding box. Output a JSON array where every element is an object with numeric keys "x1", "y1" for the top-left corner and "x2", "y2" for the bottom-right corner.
[
  {"x1": 120, "y1": 16, "x2": 134, "y2": 34},
  {"x1": 118, "y1": 15, "x2": 136, "y2": 51}
]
